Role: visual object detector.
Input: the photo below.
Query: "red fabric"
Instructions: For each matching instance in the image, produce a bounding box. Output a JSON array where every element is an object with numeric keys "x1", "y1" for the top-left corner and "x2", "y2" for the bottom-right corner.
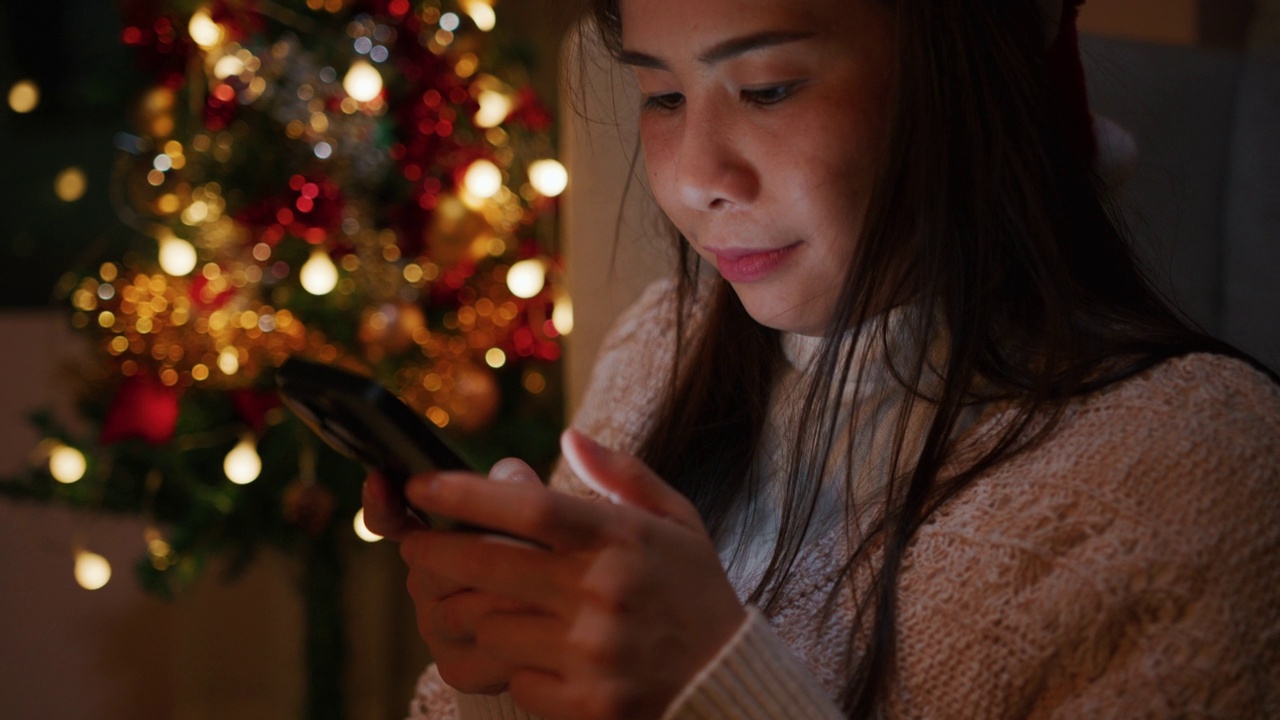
[{"x1": 1045, "y1": 0, "x2": 1096, "y2": 160}]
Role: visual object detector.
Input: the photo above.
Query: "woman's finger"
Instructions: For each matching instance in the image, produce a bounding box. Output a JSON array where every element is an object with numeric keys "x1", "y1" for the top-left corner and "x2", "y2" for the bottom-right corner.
[
  {"x1": 362, "y1": 472, "x2": 421, "y2": 540},
  {"x1": 474, "y1": 611, "x2": 570, "y2": 675},
  {"x1": 489, "y1": 457, "x2": 541, "y2": 484},
  {"x1": 560, "y1": 429, "x2": 704, "y2": 531},
  {"x1": 430, "y1": 590, "x2": 530, "y2": 643},
  {"x1": 404, "y1": 529, "x2": 576, "y2": 614},
  {"x1": 406, "y1": 472, "x2": 612, "y2": 551}
]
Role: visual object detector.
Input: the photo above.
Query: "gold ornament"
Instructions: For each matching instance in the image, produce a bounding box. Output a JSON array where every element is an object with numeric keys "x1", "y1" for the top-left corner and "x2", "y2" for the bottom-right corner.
[
  {"x1": 445, "y1": 362, "x2": 500, "y2": 433},
  {"x1": 426, "y1": 193, "x2": 492, "y2": 266}
]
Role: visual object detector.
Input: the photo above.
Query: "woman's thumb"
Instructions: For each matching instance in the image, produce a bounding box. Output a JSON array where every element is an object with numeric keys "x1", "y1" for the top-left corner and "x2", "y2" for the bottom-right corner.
[{"x1": 560, "y1": 429, "x2": 700, "y2": 528}]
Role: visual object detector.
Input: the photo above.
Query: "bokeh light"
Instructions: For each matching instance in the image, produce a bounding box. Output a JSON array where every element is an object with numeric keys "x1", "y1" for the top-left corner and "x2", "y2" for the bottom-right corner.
[
  {"x1": 49, "y1": 444, "x2": 88, "y2": 484},
  {"x1": 343, "y1": 60, "x2": 383, "y2": 102},
  {"x1": 463, "y1": 159, "x2": 503, "y2": 199},
  {"x1": 528, "y1": 159, "x2": 569, "y2": 197},
  {"x1": 54, "y1": 167, "x2": 88, "y2": 202},
  {"x1": 8, "y1": 80, "x2": 39, "y2": 113},
  {"x1": 224, "y1": 436, "x2": 262, "y2": 484},
  {"x1": 506, "y1": 258, "x2": 546, "y2": 299},
  {"x1": 74, "y1": 550, "x2": 112, "y2": 590}
]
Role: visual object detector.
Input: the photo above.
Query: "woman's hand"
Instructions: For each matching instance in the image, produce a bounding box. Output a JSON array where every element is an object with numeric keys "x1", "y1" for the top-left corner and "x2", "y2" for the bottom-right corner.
[
  {"x1": 362, "y1": 461, "x2": 539, "y2": 695},
  {"x1": 399, "y1": 429, "x2": 747, "y2": 720}
]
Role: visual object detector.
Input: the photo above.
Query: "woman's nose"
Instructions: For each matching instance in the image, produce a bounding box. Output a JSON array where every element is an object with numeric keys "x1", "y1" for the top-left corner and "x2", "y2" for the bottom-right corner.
[{"x1": 673, "y1": 107, "x2": 759, "y2": 212}]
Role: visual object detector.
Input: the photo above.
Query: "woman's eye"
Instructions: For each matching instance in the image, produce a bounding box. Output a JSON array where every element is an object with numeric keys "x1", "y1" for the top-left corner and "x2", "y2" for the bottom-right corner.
[
  {"x1": 642, "y1": 93, "x2": 685, "y2": 112},
  {"x1": 742, "y1": 83, "x2": 803, "y2": 106}
]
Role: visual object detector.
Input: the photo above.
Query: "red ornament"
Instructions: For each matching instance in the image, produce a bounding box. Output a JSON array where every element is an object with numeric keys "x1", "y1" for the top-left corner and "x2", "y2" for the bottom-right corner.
[
  {"x1": 100, "y1": 374, "x2": 182, "y2": 446},
  {"x1": 229, "y1": 389, "x2": 281, "y2": 435}
]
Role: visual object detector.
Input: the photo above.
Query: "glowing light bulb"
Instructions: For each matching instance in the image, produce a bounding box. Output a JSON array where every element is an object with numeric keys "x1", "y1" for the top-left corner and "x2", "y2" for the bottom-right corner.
[
  {"x1": 528, "y1": 159, "x2": 569, "y2": 197},
  {"x1": 353, "y1": 509, "x2": 382, "y2": 542},
  {"x1": 158, "y1": 234, "x2": 198, "y2": 276},
  {"x1": 188, "y1": 9, "x2": 225, "y2": 50},
  {"x1": 463, "y1": 159, "x2": 503, "y2": 199},
  {"x1": 552, "y1": 294, "x2": 574, "y2": 335},
  {"x1": 55, "y1": 167, "x2": 87, "y2": 202},
  {"x1": 8, "y1": 80, "x2": 39, "y2": 113},
  {"x1": 474, "y1": 90, "x2": 512, "y2": 128},
  {"x1": 485, "y1": 347, "x2": 507, "y2": 368},
  {"x1": 507, "y1": 258, "x2": 546, "y2": 299},
  {"x1": 343, "y1": 60, "x2": 383, "y2": 103},
  {"x1": 224, "y1": 435, "x2": 261, "y2": 485},
  {"x1": 461, "y1": 0, "x2": 497, "y2": 31},
  {"x1": 218, "y1": 347, "x2": 240, "y2": 376},
  {"x1": 213, "y1": 54, "x2": 246, "y2": 80},
  {"x1": 49, "y1": 444, "x2": 87, "y2": 484},
  {"x1": 300, "y1": 248, "x2": 339, "y2": 295},
  {"x1": 74, "y1": 549, "x2": 112, "y2": 590}
]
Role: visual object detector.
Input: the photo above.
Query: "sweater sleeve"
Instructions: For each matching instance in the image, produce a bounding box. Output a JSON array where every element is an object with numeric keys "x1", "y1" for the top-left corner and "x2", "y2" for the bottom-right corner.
[
  {"x1": 428, "y1": 608, "x2": 847, "y2": 720},
  {"x1": 660, "y1": 608, "x2": 846, "y2": 720}
]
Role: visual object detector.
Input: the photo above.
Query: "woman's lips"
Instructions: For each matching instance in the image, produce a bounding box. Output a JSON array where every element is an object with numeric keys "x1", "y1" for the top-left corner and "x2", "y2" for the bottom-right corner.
[{"x1": 708, "y1": 242, "x2": 801, "y2": 283}]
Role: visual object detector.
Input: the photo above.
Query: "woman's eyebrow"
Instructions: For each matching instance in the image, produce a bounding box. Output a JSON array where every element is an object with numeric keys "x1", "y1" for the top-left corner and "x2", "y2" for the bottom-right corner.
[{"x1": 619, "y1": 30, "x2": 816, "y2": 70}]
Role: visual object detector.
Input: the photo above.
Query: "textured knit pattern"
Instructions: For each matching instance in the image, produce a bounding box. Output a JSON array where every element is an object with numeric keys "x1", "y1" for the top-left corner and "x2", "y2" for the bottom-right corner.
[{"x1": 408, "y1": 277, "x2": 1280, "y2": 720}]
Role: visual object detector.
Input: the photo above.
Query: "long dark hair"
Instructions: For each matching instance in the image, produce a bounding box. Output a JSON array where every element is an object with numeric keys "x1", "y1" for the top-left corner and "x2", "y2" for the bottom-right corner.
[{"x1": 589, "y1": 0, "x2": 1252, "y2": 715}]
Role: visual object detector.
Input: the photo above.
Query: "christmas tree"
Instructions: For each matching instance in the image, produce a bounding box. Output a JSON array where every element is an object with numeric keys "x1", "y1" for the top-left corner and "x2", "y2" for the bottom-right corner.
[{"x1": 1, "y1": 1, "x2": 569, "y2": 716}]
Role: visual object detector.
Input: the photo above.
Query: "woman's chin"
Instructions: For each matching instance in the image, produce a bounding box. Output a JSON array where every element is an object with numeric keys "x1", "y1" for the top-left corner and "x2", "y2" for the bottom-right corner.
[{"x1": 732, "y1": 285, "x2": 830, "y2": 337}]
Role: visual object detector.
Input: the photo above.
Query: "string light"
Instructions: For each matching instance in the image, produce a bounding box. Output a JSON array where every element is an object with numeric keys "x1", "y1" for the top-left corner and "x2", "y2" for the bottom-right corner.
[
  {"x1": 48, "y1": 443, "x2": 87, "y2": 484},
  {"x1": 506, "y1": 258, "x2": 546, "y2": 299},
  {"x1": 485, "y1": 347, "x2": 506, "y2": 368},
  {"x1": 461, "y1": 0, "x2": 497, "y2": 32},
  {"x1": 300, "y1": 248, "x2": 339, "y2": 295},
  {"x1": 74, "y1": 548, "x2": 112, "y2": 590},
  {"x1": 218, "y1": 347, "x2": 241, "y2": 376},
  {"x1": 189, "y1": 9, "x2": 225, "y2": 50},
  {"x1": 224, "y1": 435, "x2": 262, "y2": 484},
  {"x1": 158, "y1": 232, "x2": 198, "y2": 276},
  {"x1": 343, "y1": 60, "x2": 383, "y2": 103},
  {"x1": 474, "y1": 90, "x2": 511, "y2": 128},
  {"x1": 552, "y1": 294, "x2": 574, "y2": 335},
  {"x1": 353, "y1": 509, "x2": 382, "y2": 542},
  {"x1": 463, "y1": 159, "x2": 503, "y2": 199},
  {"x1": 528, "y1": 159, "x2": 569, "y2": 197}
]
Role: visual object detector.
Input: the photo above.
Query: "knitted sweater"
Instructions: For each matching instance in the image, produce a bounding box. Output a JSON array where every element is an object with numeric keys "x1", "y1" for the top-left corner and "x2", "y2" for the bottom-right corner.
[{"x1": 408, "y1": 278, "x2": 1280, "y2": 720}]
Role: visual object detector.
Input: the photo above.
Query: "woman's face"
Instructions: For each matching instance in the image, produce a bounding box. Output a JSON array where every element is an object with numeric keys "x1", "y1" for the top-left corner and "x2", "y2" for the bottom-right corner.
[{"x1": 620, "y1": 0, "x2": 896, "y2": 335}]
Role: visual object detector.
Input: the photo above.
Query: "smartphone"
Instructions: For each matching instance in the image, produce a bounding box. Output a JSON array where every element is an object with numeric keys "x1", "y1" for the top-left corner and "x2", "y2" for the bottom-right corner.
[{"x1": 275, "y1": 355, "x2": 480, "y2": 532}]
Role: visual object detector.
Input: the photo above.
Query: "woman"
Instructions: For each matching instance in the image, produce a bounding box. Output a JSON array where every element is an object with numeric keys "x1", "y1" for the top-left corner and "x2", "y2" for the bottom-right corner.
[{"x1": 365, "y1": 0, "x2": 1280, "y2": 717}]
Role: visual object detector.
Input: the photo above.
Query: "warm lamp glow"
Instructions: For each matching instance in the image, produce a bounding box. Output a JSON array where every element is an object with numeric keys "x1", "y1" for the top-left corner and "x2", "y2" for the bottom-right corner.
[
  {"x1": 74, "y1": 550, "x2": 112, "y2": 590},
  {"x1": 224, "y1": 436, "x2": 262, "y2": 485},
  {"x1": 343, "y1": 60, "x2": 383, "y2": 103},
  {"x1": 485, "y1": 347, "x2": 507, "y2": 368},
  {"x1": 300, "y1": 248, "x2": 339, "y2": 295},
  {"x1": 506, "y1": 258, "x2": 546, "y2": 299},
  {"x1": 188, "y1": 9, "x2": 225, "y2": 50},
  {"x1": 8, "y1": 80, "x2": 39, "y2": 113},
  {"x1": 353, "y1": 509, "x2": 382, "y2": 542},
  {"x1": 49, "y1": 444, "x2": 87, "y2": 484},
  {"x1": 463, "y1": 159, "x2": 503, "y2": 199},
  {"x1": 528, "y1": 159, "x2": 568, "y2": 197},
  {"x1": 158, "y1": 234, "x2": 198, "y2": 276}
]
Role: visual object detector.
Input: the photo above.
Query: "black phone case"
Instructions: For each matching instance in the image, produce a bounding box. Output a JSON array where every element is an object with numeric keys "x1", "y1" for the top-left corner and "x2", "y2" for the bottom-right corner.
[{"x1": 275, "y1": 355, "x2": 478, "y2": 532}]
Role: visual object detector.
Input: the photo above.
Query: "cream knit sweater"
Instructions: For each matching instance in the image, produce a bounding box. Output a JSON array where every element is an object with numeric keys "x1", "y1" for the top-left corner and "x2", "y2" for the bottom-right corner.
[{"x1": 409, "y1": 278, "x2": 1280, "y2": 719}]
